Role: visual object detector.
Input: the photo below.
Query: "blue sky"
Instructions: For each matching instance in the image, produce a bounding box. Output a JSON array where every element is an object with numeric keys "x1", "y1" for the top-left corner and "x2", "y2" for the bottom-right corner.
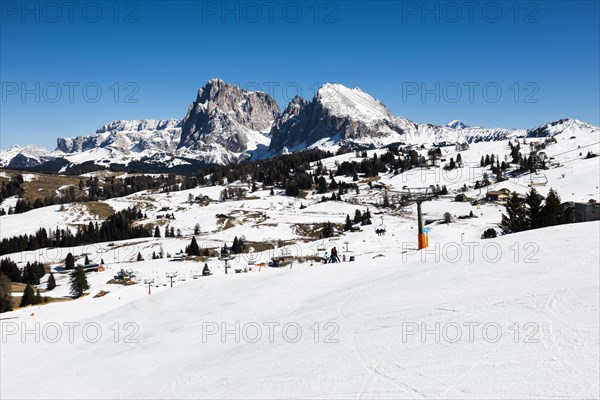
[{"x1": 1, "y1": 0, "x2": 599, "y2": 148}]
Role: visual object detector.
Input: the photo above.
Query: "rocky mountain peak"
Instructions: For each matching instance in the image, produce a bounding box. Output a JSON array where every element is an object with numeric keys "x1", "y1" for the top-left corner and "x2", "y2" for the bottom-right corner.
[{"x1": 177, "y1": 79, "x2": 281, "y2": 164}]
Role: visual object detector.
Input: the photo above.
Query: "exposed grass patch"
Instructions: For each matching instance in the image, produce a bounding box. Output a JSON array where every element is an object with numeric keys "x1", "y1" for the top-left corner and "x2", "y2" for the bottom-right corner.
[
  {"x1": 10, "y1": 295, "x2": 72, "y2": 310},
  {"x1": 82, "y1": 202, "x2": 115, "y2": 219},
  {"x1": 0, "y1": 170, "x2": 85, "y2": 202},
  {"x1": 292, "y1": 223, "x2": 345, "y2": 239}
]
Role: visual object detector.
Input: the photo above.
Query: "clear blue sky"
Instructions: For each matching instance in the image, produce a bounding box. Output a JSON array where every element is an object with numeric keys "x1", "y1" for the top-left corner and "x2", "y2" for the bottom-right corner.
[{"x1": 1, "y1": 0, "x2": 599, "y2": 149}]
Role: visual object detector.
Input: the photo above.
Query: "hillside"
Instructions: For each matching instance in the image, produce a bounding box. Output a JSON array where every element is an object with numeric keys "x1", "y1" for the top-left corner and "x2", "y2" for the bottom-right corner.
[{"x1": 0, "y1": 116, "x2": 599, "y2": 399}]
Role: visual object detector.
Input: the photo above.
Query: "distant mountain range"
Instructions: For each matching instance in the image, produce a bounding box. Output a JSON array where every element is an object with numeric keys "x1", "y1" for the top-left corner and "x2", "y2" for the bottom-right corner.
[{"x1": 2, "y1": 78, "x2": 599, "y2": 174}]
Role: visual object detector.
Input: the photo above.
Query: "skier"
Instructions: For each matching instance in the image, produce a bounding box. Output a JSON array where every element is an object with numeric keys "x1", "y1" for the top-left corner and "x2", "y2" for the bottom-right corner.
[
  {"x1": 330, "y1": 247, "x2": 340, "y2": 263},
  {"x1": 342, "y1": 254, "x2": 346, "y2": 262}
]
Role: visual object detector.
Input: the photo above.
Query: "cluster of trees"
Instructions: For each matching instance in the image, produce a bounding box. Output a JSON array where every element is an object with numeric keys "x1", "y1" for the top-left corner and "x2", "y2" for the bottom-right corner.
[
  {"x1": 0, "y1": 273, "x2": 13, "y2": 312},
  {"x1": 0, "y1": 258, "x2": 45, "y2": 284},
  {"x1": 0, "y1": 173, "x2": 198, "y2": 216},
  {"x1": 19, "y1": 283, "x2": 46, "y2": 307},
  {"x1": 321, "y1": 222, "x2": 337, "y2": 238},
  {"x1": 0, "y1": 174, "x2": 25, "y2": 202},
  {"x1": 0, "y1": 207, "x2": 151, "y2": 256},
  {"x1": 444, "y1": 154, "x2": 463, "y2": 170},
  {"x1": 185, "y1": 237, "x2": 210, "y2": 257},
  {"x1": 230, "y1": 236, "x2": 246, "y2": 254},
  {"x1": 202, "y1": 150, "x2": 333, "y2": 187},
  {"x1": 163, "y1": 225, "x2": 181, "y2": 238},
  {"x1": 0, "y1": 256, "x2": 91, "y2": 313},
  {"x1": 499, "y1": 188, "x2": 573, "y2": 234},
  {"x1": 343, "y1": 208, "x2": 373, "y2": 231},
  {"x1": 220, "y1": 187, "x2": 247, "y2": 202}
]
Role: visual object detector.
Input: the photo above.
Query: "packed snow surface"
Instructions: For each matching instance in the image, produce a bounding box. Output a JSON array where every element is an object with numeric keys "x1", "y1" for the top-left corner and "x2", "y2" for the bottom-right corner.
[{"x1": 1, "y1": 222, "x2": 598, "y2": 399}]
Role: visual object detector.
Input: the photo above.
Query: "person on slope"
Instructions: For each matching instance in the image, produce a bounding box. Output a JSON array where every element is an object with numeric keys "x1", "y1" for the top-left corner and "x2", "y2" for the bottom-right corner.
[{"x1": 330, "y1": 247, "x2": 340, "y2": 263}]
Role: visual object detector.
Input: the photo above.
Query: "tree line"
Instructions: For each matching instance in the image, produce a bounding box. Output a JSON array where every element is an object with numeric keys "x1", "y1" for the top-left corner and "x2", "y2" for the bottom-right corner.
[{"x1": 0, "y1": 207, "x2": 151, "y2": 256}]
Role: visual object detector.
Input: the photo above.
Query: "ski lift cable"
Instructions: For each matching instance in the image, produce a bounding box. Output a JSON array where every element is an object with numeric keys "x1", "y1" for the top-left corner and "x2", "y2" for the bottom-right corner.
[{"x1": 545, "y1": 141, "x2": 600, "y2": 158}]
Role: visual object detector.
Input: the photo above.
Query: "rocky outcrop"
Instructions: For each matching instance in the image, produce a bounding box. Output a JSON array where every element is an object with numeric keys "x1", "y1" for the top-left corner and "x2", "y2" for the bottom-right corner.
[{"x1": 177, "y1": 79, "x2": 280, "y2": 163}]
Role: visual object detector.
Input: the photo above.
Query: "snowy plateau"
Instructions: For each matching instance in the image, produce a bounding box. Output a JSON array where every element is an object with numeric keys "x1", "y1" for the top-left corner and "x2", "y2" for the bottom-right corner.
[{"x1": 0, "y1": 80, "x2": 599, "y2": 399}]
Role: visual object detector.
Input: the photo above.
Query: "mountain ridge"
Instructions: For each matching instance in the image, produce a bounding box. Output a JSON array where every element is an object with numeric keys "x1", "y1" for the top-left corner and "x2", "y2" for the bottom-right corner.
[{"x1": 2, "y1": 79, "x2": 599, "y2": 171}]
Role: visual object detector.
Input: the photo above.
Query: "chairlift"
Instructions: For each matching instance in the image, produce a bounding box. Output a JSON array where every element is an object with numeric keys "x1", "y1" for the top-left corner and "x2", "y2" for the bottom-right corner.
[
  {"x1": 401, "y1": 205, "x2": 414, "y2": 214},
  {"x1": 530, "y1": 173, "x2": 548, "y2": 187},
  {"x1": 376, "y1": 216, "x2": 386, "y2": 236}
]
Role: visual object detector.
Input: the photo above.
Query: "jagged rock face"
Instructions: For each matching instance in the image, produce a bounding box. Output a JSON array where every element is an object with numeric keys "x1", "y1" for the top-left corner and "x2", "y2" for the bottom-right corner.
[
  {"x1": 56, "y1": 119, "x2": 182, "y2": 154},
  {"x1": 269, "y1": 84, "x2": 527, "y2": 154},
  {"x1": 269, "y1": 85, "x2": 405, "y2": 152},
  {"x1": 7, "y1": 153, "x2": 44, "y2": 169},
  {"x1": 178, "y1": 79, "x2": 280, "y2": 159}
]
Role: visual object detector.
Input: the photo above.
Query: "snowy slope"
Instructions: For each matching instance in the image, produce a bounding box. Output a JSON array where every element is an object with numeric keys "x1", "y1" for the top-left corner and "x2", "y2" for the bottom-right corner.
[
  {"x1": 1, "y1": 126, "x2": 599, "y2": 398},
  {"x1": 317, "y1": 83, "x2": 392, "y2": 122},
  {"x1": 1, "y1": 222, "x2": 598, "y2": 399}
]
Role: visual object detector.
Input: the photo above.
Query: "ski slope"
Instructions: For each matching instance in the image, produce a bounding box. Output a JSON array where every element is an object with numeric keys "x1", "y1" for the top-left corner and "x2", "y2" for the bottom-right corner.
[{"x1": 1, "y1": 222, "x2": 598, "y2": 399}]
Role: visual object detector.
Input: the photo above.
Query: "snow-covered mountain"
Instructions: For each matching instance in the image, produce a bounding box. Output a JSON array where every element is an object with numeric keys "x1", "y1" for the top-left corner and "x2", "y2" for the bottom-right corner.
[
  {"x1": 0, "y1": 144, "x2": 53, "y2": 168},
  {"x1": 178, "y1": 78, "x2": 280, "y2": 164},
  {"x1": 2, "y1": 80, "x2": 599, "y2": 171},
  {"x1": 56, "y1": 118, "x2": 181, "y2": 155},
  {"x1": 268, "y1": 84, "x2": 525, "y2": 154},
  {"x1": 526, "y1": 118, "x2": 599, "y2": 138},
  {"x1": 446, "y1": 120, "x2": 469, "y2": 129}
]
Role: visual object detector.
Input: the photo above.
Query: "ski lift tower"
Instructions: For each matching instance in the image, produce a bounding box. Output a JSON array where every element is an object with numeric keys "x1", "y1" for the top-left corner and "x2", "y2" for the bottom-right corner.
[
  {"x1": 219, "y1": 247, "x2": 234, "y2": 274},
  {"x1": 401, "y1": 185, "x2": 435, "y2": 250}
]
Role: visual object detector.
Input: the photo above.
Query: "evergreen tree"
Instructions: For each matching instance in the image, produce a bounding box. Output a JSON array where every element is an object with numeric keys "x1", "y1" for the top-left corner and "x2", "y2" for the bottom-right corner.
[
  {"x1": 69, "y1": 266, "x2": 89, "y2": 298},
  {"x1": 354, "y1": 209, "x2": 362, "y2": 224},
  {"x1": 317, "y1": 177, "x2": 328, "y2": 194},
  {"x1": 202, "y1": 263, "x2": 211, "y2": 276},
  {"x1": 137, "y1": 252, "x2": 144, "y2": 261},
  {"x1": 188, "y1": 237, "x2": 200, "y2": 256},
  {"x1": 0, "y1": 273, "x2": 13, "y2": 313},
  {"x1": 500, "y1": 192, "x2": 527, "y2": 234},
  {"x1": 20, "y1": 284, "x2": 35, "y2": 307},
  {"x1": 65, "y1": 253, "x2": 75, "y2": 270},
  {"x1": 525, "y1": 188, "x2": 544, "y2": 229},
  {"x1": 322, "y1": 222, "x2": 333, "y2": 238},
  {"x1": 444, "y1": 212, "x2": 452, "y2": 224},
  {"x1": 154, "y1": 226, "x2": 161, "y2": 238},
  {"x1": 34, "y1": 289, "x2": 42, "y2": 305},
  {"x1": 563, "y1": 205, "x2": 575, "y2": 224},
  {"x1": 47, "y1": 273, "x2": 56, "y2": 291},
  {"x1": 542, "y1": 188, "x2": 565, "y2": 227},
  {"x1": 84, "y1": 255, "x2": 90, "y2": 265},
  {"x1": 481, "y1": 228, "x2": 497, "y2": 239},
  {"x1": 344, "y1": 215, "x2": 353, "y2": 231},
  {"x1": 194, "y1": 223, "x2": 201, "y2": 235},
  {"x1": 447, "y1": 158, "x2": 456, "y2": 170}
]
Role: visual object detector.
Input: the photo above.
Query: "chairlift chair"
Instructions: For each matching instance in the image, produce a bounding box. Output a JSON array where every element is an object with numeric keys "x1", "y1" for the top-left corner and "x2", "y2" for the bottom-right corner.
[
  {"x1": 530, "y1": 173, "x2": 548, "y2": 187},
  {"x1": 376, "y1": 216, "x2": 387, "y2": 236},
  {"x1": 400, "y1": 205, "x2": 414, "y2": 214}
]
